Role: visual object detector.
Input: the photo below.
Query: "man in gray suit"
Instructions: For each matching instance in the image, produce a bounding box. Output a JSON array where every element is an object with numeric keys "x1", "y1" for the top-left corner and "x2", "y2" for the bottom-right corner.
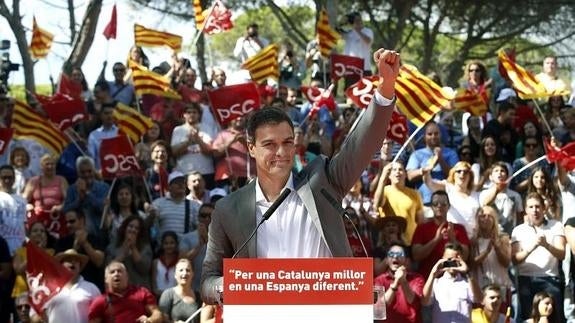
[{"x1": 201, "y1": 48, "x2": 400, "y2": 304}]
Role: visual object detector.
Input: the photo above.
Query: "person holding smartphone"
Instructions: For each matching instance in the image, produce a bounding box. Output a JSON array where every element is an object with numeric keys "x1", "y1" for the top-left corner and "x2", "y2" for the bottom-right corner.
[{"x1": 422, "y1": 242, "x2": 481, "y2": 323}]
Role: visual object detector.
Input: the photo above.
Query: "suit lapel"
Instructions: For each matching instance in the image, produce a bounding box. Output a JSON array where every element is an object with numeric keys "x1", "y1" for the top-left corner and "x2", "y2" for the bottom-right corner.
[
  {"x1": 294, "y1": 172, "x2": 329, "y2": 249},
  {"x1": 237, "y1": 181, "x2": 257, "y2": 257}
]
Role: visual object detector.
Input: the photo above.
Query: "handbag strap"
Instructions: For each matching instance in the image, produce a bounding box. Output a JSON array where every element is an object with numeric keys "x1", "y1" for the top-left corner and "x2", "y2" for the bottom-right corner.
[{"x1": 184, "y1": 199, "x2": 190, "y2": 234}]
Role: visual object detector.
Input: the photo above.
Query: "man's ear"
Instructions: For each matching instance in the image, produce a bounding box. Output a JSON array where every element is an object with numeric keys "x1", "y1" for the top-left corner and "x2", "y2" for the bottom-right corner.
[{"x1": 248, "y1": 142, "x2": 256, "y2": 158}]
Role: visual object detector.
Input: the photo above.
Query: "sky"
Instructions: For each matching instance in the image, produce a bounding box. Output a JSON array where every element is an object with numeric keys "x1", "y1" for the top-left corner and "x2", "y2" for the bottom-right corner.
[{"x1": 0, "y1": 0, "x2": 209, "y2": 87}]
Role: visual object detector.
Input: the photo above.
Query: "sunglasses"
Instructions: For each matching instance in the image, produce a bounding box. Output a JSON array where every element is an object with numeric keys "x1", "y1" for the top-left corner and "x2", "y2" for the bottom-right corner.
[
  {"x1": 387, "y1": 251, "x2": 406, "y2": 258},
  {"x1": 454, "y1": 169, "x2": 469, "y2": 174},
  {"x1": 199, "y1": 212, "x2": 212, "y2": 218},
  {"x1": 113, "y1": 68, "x2": 126, "y2": 72},
  {"x1": 0, "y1": 176, "x2": 14, "y2": 180},
  {"x1": 525, "y1": 143, "x2": 538, "y2": 148},
  {"x1": 17, "y1": 304, "x2": 30, "y2": 310}
]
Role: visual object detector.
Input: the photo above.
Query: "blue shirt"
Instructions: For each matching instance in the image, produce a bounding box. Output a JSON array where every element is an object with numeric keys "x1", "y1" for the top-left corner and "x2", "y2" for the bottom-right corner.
[
  {"x1": 63, "y1": 180, "x2": 110, "y2": 236},
  {"x1": 406, "y1": 146, "x2": 459, "y2": 204},
  {"x1": 107, "y1": 81, "x2": 135, "y2": 106},
  {"x1": 87, "y1": 125, "x2": 119, "y2": 170}
]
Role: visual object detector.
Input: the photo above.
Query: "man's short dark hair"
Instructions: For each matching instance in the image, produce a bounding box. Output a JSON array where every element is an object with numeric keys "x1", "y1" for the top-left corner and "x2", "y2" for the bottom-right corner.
[
  {"x1": 0, "y1": 164, "x2": 15, "y2": 174},
  {"x1": 497, "y1": 101, "x2": 515, "y2": 115},
  {"x1": 94, "y1": 80, "x2": 109, "y2": 92},
  {"x1": 431, "y1": 190, "x2": 449, "y2": 203},
  {"x1": 246, "y1": 107, "x2": 294, "y2": 143},
  {"x1": 444, "y1": 242, "x2": 463, "y2": 253},
  {"x1": 482, "y1": 283, "x2": 502, "y2": 295}
]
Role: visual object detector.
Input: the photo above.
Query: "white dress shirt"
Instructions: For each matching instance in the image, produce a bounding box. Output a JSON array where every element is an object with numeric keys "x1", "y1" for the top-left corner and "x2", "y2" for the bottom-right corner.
[{"x1": 255, "y1": 173, "x2": 332, "y2": 258}]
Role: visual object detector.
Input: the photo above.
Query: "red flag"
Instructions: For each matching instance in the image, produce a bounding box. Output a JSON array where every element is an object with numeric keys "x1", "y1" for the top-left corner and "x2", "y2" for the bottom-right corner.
[
  {"x1": 203, "y1": 0, "x2": 233, "y2": 35},
  {"x1": 56, "y1": 73, "x2": 83, "y2": 99},
  {"x1": 387, "y1": 111, "x2": 408, "y2": 144},
  {"x1": 207, "y1": 83, "x2": 261, "y2": 126},
  {"x1": 330, "y1": 54, "x2": 364, "y2": 81},
  {"x1": 300, "y1": 86, "x2": 325, "y2": 103},
  {"x1": 345, "y1": 75, "x2": 380, "y2": 109},
  {"x1": 0, "y1": 128, "x2": 14, "y2": 154},
  {"x1": 25, "y1": 241, "x2": 73, "y2": 315},
  {"x1": 306, "y1": 84, "x2": 336, "y2": 119},
  {"x1": 35, "y1": 93, "x2": 87, "y2": 130},
  {"x1": 545, "y1": 140, "x2": 575, "y2": 171},
  {"x1": 103, "y1": 4, "x2": 117, "y2": 40},
  {"x1": 100, "y1": 135, "x2": 142, "y2": 180}
]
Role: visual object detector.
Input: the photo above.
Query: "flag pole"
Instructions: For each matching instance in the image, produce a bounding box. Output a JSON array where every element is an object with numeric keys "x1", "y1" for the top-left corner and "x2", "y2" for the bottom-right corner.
[
  {"x1": 530, "y1": 98, "x2": 554, "y2": 137},
  {"x1": 507, "y1": 155, "x2": 547, "y2": 182},
  {"x1": 191, "y1": 2, "x2": 215, "y2": 48},
  {"x1": 392, "y1": 122, "x2": 427, "y2": 164}
]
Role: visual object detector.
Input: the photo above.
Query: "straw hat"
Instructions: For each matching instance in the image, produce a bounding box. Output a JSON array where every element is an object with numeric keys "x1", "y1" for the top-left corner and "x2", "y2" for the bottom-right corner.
[{"x1": 54, "y1": 249, "x2": 89, "y2": 270}]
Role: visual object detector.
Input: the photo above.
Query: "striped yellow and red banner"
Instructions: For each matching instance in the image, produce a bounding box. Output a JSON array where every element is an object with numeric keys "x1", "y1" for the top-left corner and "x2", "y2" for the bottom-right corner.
[
  {"x1": 113, "y1": 103, "x2": 154, "y2": 143},
  {"x1": 12, "y1": 100, "x2": 68, "y2": 154},
  {"x1": 241, "y1": 44, "x2": 279, "y2": 83},
  {"x1": 497, "y1": 50, "x2": 562, "y2": 100},
  {"x1": 29, "y1": 17, "x2": 54, "y2": 59},
  {"x1": 193, "y1": 0, "x2": 206, "y2": 29},
  {"x1": 317, "y1": 8, "x2": 340, "y2": 58},
  {"x1": 134, "y1": 24, "x2": 182, "y2": 52},
  {"x1": 395, "y1": 64, "x2": 453, "y2": 127},
  {"x1": 130, "y1": 61, "x2": 182, "y2": 99},
  {"x1": 452, "y1": 89, "x2": 489, "y2": 116}
]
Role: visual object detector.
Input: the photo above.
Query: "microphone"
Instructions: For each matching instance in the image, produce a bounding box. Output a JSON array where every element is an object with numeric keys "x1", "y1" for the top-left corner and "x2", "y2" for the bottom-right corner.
[
  {"x1": 232, "y1": 188, "x2": 292, "y2": 258},
  {"x1": 320, "y1": 188, "x2": 369, "y2": 257}
]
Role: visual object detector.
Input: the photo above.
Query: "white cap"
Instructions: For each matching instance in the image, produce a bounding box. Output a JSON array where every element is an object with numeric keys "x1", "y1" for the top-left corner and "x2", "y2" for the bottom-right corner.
[
  {"x1": 209, "y1": 188, "x2": 228, "y2": 199},
  {"x1": 496, "y1": 88, "x2": 517, "y2": 102},
  {"x1": 168, "y1": 171, "x2": 185, "y2": 184}
]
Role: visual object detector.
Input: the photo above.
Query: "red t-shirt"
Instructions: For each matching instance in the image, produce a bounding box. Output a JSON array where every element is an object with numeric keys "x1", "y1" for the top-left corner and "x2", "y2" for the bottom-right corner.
[
  {"x1": 88, "y1": 285, "x2": 157, "y2": 322},
  {"x1": 411, "y1": 221, "x2": 470, "y2": 278},
  {"x1": 374, "y1": 272, "x2": 425, "y2": 323}
]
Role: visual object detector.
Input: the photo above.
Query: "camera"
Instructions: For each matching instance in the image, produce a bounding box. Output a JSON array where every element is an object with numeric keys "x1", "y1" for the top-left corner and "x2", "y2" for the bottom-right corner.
[{"x1": 441, "y1": 259, "x2": 459, "y2": 268}]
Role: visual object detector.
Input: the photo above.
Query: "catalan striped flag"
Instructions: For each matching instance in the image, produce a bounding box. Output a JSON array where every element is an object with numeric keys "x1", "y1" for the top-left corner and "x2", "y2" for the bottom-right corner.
[
  {"x1": 498, "y1": 50, "x2": 549, "y2": 100},
  {"x1": 193, "y1": 0, "x2": 206, "y2": 29},
  {"x1": 130, "y1": 61, "x2": 182, "y2": 99},
  {"x1": 11, "y1": 100, "x2": 69, "y2": 154},
  {"x1": 113, "y1": 103, "x2": 154, "y2": 143},
  {"x1": 395, "y1": 64, "x2": 453, "y2": 127},
  {"x1": 241, "y1": 44, "x2": 279, "y2": 83},
  {"x1": 134, "y1": 24, "x2": 182, "y2": 52},
  {"x1": 452, "y1": 88, "x2": 489, "y2": 116},
  {"x1": 316, "y1": 8, "x2": 340, "y2": 58},
  {"x1": 29, "y1": 17, "x2": 54, "y2": 59}
]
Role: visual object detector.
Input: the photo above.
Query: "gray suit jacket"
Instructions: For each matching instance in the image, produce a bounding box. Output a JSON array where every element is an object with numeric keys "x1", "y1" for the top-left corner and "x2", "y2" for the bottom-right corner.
[{"x1": 201, "y1": 98, "x2": 393, "y2": 304}]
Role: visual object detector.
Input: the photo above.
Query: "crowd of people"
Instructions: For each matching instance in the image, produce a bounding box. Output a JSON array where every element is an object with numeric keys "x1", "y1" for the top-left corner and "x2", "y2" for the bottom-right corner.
[{"x1": 0, "y1": 11, "x2": 574, "y2": 323}]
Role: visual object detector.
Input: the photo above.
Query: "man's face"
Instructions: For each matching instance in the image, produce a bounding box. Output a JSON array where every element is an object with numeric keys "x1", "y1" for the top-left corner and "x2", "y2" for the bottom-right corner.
[
  {"x1": 386, "y1": 245, "x2": 407, "y2": 272},
  {"x1": 78, "y1": 163, "x2": 95, "y2": 183},
  {"x1": 248, "y1": 121, "x2": 296, "y2": 182},
  {"x1": 431, "y1": 194, "x2": 450, "y2": 219},
  {"x1": 0, "y1": 169, "x2": 15, "y2": 192},
  {"x1": 543, "y1": 57, "x2": 557, "y2": 76},
  {"x1": 424, "y1": 124, "x2": 441, "y2": 147},
  {"x1": 490, "y1": 166, "x2": 508, "y2": 184},
  {"x1": 286, "y1": 89, "x2": 298, "y2": 106},
  {"x1": 213, "y1": 70, "x2": 226, "y2": 86},
  {"x1": 112, "y1": 64, "x2": 126, "y2": 82},
  {"x1": 482, "y1": 289, "x2": 502, "y2": 313},
  {"x1": 61, "y1": 258, "x2": 81, "y2": 279},
  {"x1": 525, "y1": 197, "x2": 545, "y2": 225},
  {"x1": 169, "y1": 178, "x2": 186, "y2": 198},
  {"x1": 101, "y1": 107, "x2": 115, "y2": 126},
  {"x1": 183, "y1": 108, "x2": 200, "y2": 124},
  {"x1": 64, "y1": 211, "x2": 82, "y2": 233},
  {"x1": 502, "y1": 109, "x2": 516, "y2": 125},
  {"x1": 187, "y1": 174, "x2": 205, "y2": 192},
  {"x1": 105, "y1": 263, "x2": 128, "y2": 291}
]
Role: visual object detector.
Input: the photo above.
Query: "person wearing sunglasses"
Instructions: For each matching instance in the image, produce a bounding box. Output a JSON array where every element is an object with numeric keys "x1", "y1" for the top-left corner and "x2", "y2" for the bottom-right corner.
[
  {"x1": 374, "y1": 242, "x2": 425, "y2": 323},
  {"x1": 412, "y1": 190, "x2": 470, "y2": 279}
]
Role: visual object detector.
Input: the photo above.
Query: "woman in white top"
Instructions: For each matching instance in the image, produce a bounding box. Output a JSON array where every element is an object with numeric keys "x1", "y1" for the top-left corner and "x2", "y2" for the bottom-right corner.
[
  {"x1": 423, "y1": 161, "x2": 480, "y2": 236},
  {"x1": 151, "y1": 231, "x2": 179, "y2": 297},
  {"x1": 470, "y1": 206, "x2": 512, "y2": 299}
]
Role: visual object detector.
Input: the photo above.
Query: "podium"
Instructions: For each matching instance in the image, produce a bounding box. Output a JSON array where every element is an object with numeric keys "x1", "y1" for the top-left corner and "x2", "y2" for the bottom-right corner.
[{"x1": 222, "y1": 257, "x2": 374, "y2": 322}]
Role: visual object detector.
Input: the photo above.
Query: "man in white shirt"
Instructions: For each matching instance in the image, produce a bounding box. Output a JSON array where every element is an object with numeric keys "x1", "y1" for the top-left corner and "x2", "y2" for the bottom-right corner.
[
  {"x1": 201, "y1": 47, "x2": 400, "y2": 304},
  {"x1": 233, "y1": 23, "x2": 269, "y2": 63},
  {"x1": 341, "y1": 12, "x2": 373, "y2": 88},
  {"x1": 0, "y1": 165, "x2": 26, "y2": 255},
  {"x1": 31, "y1": 249, "x2": 100, "y2": 323}
]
